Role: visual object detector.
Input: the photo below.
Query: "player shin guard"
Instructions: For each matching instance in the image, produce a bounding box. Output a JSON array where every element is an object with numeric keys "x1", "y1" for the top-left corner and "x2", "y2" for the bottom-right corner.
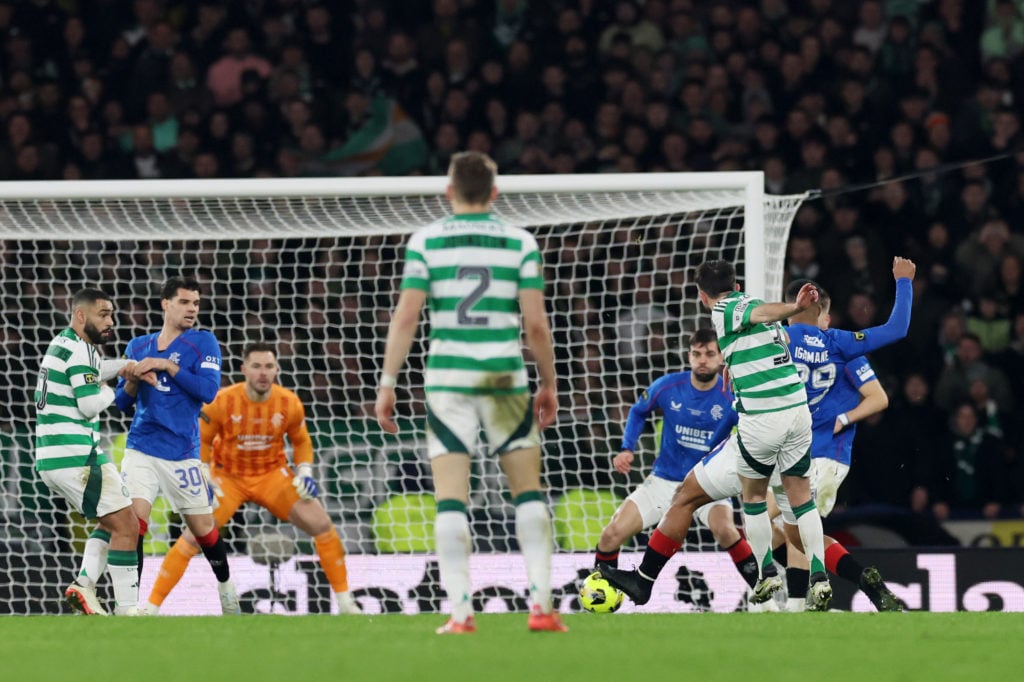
[
  {"x1": 435, "y1": 499, "x2": 473, "y2": 623},
  {"x1": 195, "y1": 528, "x2": 231, "y2": 583},
  {"x1": 515, "y1": 491, "x2": 554, "y2": 614},
  {"x1": 741, "y1": 501, "x2": 775, "y2": 577},
  {"x1": 594, "y1": 546, "x2": 620, "y2": 568},
  {"x1": 793, "y1": 500, "x2": 826, "y2": 576},
  {"x1": 149, "y1": 539, "x2": 201, "y2": 606},
  {"x1": 107, "y1": 549, "x2": 139, "y2": 611},
  {"x1": 77, "y1": 528, "x2": 111, "y2": 589},
  {"x1": 313, "y1": 528, "x2": 350, "y2": 593},
  {"x1": 725, "y1": 538, "x2": 759, "y2": 589},
  {"x1": 637, "y1": 529, "x2": 682, "y2": 582}
]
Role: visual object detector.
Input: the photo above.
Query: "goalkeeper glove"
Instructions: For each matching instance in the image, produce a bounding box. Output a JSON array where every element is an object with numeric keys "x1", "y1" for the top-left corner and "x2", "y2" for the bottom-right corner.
[
  {"x1": 292, "y1": 463, "x2": 319, "y2": 500},
  {"x1": 200, "y1": 462, "x2": 223, "y2": 509}
]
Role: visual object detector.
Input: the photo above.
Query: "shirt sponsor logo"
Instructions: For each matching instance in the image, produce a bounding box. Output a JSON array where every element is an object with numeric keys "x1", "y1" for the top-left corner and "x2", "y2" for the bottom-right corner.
[{"x1": 802, "y1": 334, "x2": 825, "y2": 348}]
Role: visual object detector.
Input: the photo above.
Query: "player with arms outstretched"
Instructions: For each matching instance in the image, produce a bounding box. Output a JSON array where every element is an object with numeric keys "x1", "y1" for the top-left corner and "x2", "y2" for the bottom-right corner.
[
  {"x1": 595, "y1": 329, "x2": 766, "y2": 596},
  {"x1": 375, "y1": 151, "x2": 564, "y2": 634},
  {"x1": 35, "y1": 288, "x2": 140, "y2": 615},
  {"x1": 115, "y1": 277, "x2": 240, "y2": 614},
  {"x1": 779, "y1": 258, "x2": 915, "y2": 611},
  {"x1": 603, "y1": 260, "x2": 832, "y2": 610},
  {"x1": 143, "y1": 342, "x2": 360, "y2": 614}
]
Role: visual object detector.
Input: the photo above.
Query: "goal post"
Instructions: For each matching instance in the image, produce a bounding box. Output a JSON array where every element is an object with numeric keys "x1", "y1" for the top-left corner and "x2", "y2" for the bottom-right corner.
[{"x1": 0, "y1": 172, "x2": 808, "y2": 614}]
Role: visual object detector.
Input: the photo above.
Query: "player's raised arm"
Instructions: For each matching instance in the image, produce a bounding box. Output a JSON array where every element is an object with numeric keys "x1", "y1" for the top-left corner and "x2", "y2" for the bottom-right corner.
[
  {"x1": 833, "y1": 256, "x2": 916, "y2": 357},
  {"x1": 748, "y1": 282, "x2": 819, "y2": 325}
]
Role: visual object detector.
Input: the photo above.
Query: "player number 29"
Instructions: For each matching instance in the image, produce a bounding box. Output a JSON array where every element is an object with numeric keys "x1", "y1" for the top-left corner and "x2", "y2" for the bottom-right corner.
[{"x1": 794, "y1": 362, "x2": 837, "y2": 405}]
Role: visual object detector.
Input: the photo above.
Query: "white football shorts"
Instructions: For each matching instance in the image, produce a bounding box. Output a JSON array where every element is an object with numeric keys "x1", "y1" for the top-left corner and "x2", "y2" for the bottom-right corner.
[
  {"x1": 121, "y1": 448, "x2": 213, "y2": 515},
  {"x1": 734, "y1": 406, "x2": 813, "y2": 480},
  {"x1": 625, "y1": 474, "x2": 730, "y2": 528},
  {"x1": 810, "y1": 458, "x2": 850, "y2": 517},
  {"x1": 424, "y1": 391, "x2": 540, "y2": 459},
  {"x1": 40, "y1": 462, "x2": 132, "y2": 518},
  {"x1": 694, "y1": 439, "x2": 796, "y2": 524}
]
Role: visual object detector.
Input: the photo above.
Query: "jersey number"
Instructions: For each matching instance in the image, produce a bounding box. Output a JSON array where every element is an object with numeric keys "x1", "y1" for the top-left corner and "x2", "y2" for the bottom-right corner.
[
  {"x1": 456, "y1": 266, "x2": 491, "y2": 326},
  {"x1": 795, "y1": 362, "x2": 837, "y2": 406},
  {"x1": 770, "y1": 325, "x2": 791, "y2": 366}
]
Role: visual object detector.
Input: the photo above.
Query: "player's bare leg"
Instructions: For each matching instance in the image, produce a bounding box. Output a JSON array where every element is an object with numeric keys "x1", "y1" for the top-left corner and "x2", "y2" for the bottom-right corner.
[
  {"x1": 600, "y1": 475, "x2": 712, "y2": 605},
  {"x1": 595, "y1": 500, "x2": 644, "y2": 569},
  {"x1": 289, "y1": 499, "x2": 360, "y2": 614},
  {"x1": 501, "y1": 447, "x2": 566, "y2": 632},
  {"x1": 431, "y1": 453, "x2": 476, "y2": 634},
  {"x1": 66, "y1": 506, "x2": 140, "y2": 616}
]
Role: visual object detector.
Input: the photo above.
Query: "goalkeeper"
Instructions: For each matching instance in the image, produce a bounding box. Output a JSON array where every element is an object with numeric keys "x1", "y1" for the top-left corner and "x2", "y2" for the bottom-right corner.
[{"x1": 143, "y1": 342, "x2": 360, "y2": 615}]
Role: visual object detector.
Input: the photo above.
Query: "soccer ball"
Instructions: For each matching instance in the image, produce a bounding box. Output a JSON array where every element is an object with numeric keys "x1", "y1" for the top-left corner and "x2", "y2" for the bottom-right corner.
[{"x1": 579, "y1": 571, "x2": 624, "y2": 613}]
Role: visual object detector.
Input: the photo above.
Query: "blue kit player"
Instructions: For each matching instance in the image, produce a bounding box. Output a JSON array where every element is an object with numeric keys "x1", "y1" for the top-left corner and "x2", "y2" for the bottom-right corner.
[
  {"x1": 780, "y1": 256, "x2": 915, "y2": 611},
  {"x1": 116, "y1": 276, "x2": 241, "y2": 615}
]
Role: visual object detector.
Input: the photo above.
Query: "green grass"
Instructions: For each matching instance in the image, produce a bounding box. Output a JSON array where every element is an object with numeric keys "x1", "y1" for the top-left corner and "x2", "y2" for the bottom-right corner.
[{"x1": 3, "y1": 613, "x2": 1021, "y2": 682}]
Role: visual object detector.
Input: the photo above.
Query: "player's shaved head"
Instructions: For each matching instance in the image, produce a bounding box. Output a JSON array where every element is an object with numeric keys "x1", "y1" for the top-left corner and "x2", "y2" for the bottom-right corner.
[
  {"x1": 71, "y1": 287, "x2": 112, "y2": 311},
  {"x1": 448, "y1": 151, "x2": 497, "y2": 205}
]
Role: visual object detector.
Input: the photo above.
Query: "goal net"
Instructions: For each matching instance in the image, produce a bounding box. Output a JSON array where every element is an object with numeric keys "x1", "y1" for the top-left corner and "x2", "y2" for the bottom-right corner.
[{"x1": 0, "y1": 173, "x2": 807, "y2": 614}]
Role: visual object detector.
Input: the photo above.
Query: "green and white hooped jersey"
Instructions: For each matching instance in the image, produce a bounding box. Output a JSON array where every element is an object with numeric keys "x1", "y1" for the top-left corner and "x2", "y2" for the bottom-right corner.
[
  {"x1": 711, "y1": 291, "x2": 807, "y2": 414},
  {"x1": 401, "y1": 212, "x2": 543, "y2": 395},
  {"x1": 34, "y1": 328, "x2": 111, "y2": 470}
]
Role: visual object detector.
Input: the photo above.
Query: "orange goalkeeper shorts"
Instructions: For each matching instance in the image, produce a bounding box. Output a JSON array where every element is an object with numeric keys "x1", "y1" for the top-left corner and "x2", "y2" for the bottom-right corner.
[{"x1": 210, "y1": 465, "x2": 302, "y2": 527}]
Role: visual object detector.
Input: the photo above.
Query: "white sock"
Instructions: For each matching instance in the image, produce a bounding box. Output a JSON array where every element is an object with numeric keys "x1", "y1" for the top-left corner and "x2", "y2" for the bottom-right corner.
[
  {"x1": 515, "y1": 498, "x2": 553, "y2": 613},
  {"x1": 77, "y1": 533, "x2": 110, "y2": 589},
  {"x1": 741, "y1": 502, "x2": 774, "y2": 578},
  {"x1": 786, "y1": 597, "x2": 807, "y2": 612},
  {"x1": 435, "y1": 510, "x2": 473, "y2": 623},
  {"x1": 795, "y1": 506, "x2": 827, "y2": 577},
  {"x1": 108, "y1": 564, "x2": 139, "y2": 611}
]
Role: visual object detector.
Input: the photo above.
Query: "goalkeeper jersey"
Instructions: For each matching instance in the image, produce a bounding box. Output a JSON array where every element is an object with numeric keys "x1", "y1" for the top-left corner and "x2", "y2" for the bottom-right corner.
[
  {"x1": 711, "y1": 291, "x2": 807, "y2": 414},
  {"x1": 115, "y1": 328, "x2": 222, "y2": 461},
  {"x1": 34, "y1": 328, "x2": 113, "y2": 470},
  {"x1": 201, "y1": 382, "x2": 312, "y2": 476},
  {"x1": 400, "y1": 212, "x2": 544, "y2": 395}
]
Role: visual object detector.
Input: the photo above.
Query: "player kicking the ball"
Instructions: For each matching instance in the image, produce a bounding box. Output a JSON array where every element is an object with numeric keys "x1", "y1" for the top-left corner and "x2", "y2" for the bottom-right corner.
[{"x1": 602, "y1": 260, "x2": 832, "y2": 610}]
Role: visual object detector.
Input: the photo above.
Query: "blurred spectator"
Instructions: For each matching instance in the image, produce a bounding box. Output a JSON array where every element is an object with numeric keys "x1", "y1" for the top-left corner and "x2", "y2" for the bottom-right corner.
[
  {"x1": 925, "y1": 403, "x2": 1010, "y2": 520},
  {"x1": 935, "y1": 332, "x2": 1015, "y2": 413},
  {"x1": 206, "y1": 26, "x2": 271, "y2": 107}
]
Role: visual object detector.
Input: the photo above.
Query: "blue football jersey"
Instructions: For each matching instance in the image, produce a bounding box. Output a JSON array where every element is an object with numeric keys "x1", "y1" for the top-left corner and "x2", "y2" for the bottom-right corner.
[
  {"x1": 621, "y1": 372, "x2": 738, "y2": 481},
  {"x1": 115, "y1": 329, "x2": 222, "y2": 461},
  {"x1": 787, "y1": 324, "x2": 879, "y2": 465}
]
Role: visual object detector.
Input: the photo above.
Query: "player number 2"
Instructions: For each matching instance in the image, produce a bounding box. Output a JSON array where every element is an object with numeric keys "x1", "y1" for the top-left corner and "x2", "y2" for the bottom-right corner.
[{"x1": 456, "y1": 266, "x2": 490, "y2": 326}]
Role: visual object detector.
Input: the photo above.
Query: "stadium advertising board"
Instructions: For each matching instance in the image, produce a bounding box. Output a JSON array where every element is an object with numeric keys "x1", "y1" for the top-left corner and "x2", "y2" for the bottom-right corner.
[{"x1": 4, "y1": 549, "x2": 1021, "y2": 614}]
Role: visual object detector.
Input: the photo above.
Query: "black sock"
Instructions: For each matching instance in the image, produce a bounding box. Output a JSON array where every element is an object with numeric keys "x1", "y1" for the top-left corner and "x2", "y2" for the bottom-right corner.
[
  {"x1": 786, "y1": 567, "x2": 809, "y2": 597},
  {"x1": 773, "y1": 543, "x2": 788, "y2": 567},
  {"x1": 200, "y1": 537, "x2": 231, "y2": 583},
  {"x1": 638, "y1": 547, "x2": 671, "y2": 581},
  {"x1": 594, "y1": 546, "x2": 619, "y2": 569},
  {"x1": 136, "y1": 534, "x2": 145, "y2": 574},
  {"x1": 834, "y1": 554, "x2": 864, "y2": 585}
]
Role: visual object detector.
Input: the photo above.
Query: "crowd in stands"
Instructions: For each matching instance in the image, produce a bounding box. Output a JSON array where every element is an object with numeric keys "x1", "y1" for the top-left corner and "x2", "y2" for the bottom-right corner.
[{"x1": 3, "y1": 0, "x2": 1024, "y2": 525}]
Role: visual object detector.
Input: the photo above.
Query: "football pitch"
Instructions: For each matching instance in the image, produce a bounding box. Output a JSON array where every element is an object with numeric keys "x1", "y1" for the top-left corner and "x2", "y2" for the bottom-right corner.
[{"x1": 3, "y1": 612, "x2": 1019, "y2": 682}]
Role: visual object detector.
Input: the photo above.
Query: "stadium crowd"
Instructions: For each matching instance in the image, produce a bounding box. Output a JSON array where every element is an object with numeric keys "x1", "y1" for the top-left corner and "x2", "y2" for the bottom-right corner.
[{"x1": 3, "y1": 0, "x2": 1024, "y2": 527}]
